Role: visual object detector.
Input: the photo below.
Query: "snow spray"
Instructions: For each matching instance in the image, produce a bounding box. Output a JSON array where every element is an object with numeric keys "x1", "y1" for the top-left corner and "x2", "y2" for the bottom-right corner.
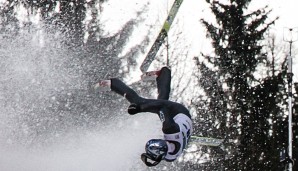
[{"x1": 0, "y1": 25, "x2": 160, "y2": 171}]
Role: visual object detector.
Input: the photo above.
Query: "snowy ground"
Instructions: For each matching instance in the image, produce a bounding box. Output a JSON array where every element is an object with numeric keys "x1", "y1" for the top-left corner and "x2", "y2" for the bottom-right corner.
[{"x1": 0, "y1": 114, "x2": 161, "y2": 171}]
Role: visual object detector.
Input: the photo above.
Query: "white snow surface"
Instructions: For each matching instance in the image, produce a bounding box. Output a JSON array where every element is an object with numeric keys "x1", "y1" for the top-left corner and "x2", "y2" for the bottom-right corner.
[{"x1": 0, "y1": 115, "x2": 160, "y2": 171}]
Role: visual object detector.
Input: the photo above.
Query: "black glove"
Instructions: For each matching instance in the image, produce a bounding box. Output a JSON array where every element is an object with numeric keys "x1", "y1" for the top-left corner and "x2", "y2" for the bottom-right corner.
[{"x1": 128, "y1": 103, "x2": 140, "y2": 115}]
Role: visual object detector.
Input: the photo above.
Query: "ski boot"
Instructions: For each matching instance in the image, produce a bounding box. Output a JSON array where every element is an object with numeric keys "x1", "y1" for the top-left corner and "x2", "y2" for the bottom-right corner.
[
  {"x1": 94, "y1": 80, "x2": 111, "y2": 91},
  {"x1": 141, "y1": 70, "x2": 161, "y2": 81}
]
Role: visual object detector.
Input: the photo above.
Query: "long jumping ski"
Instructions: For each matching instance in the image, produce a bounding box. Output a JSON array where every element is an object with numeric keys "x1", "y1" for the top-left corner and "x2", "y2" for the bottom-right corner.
[
  {"x1": 190, "y1": 136, "x2": 224, "y2": 147},
  {"x1": 140, "y1": 0, "x2": 184, "y2": 72}
]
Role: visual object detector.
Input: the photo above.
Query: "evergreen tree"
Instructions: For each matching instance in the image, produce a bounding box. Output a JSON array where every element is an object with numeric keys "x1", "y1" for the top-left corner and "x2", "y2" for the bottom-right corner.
[
  {"x1": 0, "y1": 0, "x2": 19, "y2": 38},
  {"x1": 292, "y1": 83, "x2": 298, "y2": 170},
  {"x1": 195, "y1": 0, "x2": 289, "y2": 170}
]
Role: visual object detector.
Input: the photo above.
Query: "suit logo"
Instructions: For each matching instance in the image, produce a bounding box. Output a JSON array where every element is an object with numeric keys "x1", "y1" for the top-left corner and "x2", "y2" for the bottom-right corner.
[{"x1": 159, "y1": 111, "x2": 165, "y2": 122}]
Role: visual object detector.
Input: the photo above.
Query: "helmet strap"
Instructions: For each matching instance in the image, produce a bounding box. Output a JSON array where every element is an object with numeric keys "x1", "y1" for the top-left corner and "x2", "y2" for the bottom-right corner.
[{"x1": 141, "y1": 153, "x2": 162, "y2": 167}]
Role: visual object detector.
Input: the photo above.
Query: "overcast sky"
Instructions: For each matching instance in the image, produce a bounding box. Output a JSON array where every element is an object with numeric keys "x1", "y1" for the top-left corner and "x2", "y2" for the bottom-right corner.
[{"x1": 100, "y1": 0, "x2": 298, "y2": 82}]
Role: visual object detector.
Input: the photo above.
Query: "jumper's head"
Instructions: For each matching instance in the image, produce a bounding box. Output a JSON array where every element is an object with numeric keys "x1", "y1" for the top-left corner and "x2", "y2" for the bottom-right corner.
[{"x1": 141, "y1": 139, "x2": 168, "y2": 167}]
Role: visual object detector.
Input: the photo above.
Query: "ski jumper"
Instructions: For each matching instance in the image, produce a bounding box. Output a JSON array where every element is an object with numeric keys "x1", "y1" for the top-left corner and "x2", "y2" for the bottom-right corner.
[{"x1": 110, "y1": 67, "x2": 193, "y2": 161}]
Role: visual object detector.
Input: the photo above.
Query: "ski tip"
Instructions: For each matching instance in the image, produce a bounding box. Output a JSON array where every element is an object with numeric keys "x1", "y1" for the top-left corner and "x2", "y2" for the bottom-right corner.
[{"x1": 190, "y1": 136, "x2": 224, "y2": 147}]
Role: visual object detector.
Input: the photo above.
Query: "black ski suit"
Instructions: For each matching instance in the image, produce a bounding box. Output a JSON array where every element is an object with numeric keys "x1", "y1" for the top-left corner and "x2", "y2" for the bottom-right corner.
[{"x1": 110, "y1": 67, "x2": 192, "y2": 162}]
